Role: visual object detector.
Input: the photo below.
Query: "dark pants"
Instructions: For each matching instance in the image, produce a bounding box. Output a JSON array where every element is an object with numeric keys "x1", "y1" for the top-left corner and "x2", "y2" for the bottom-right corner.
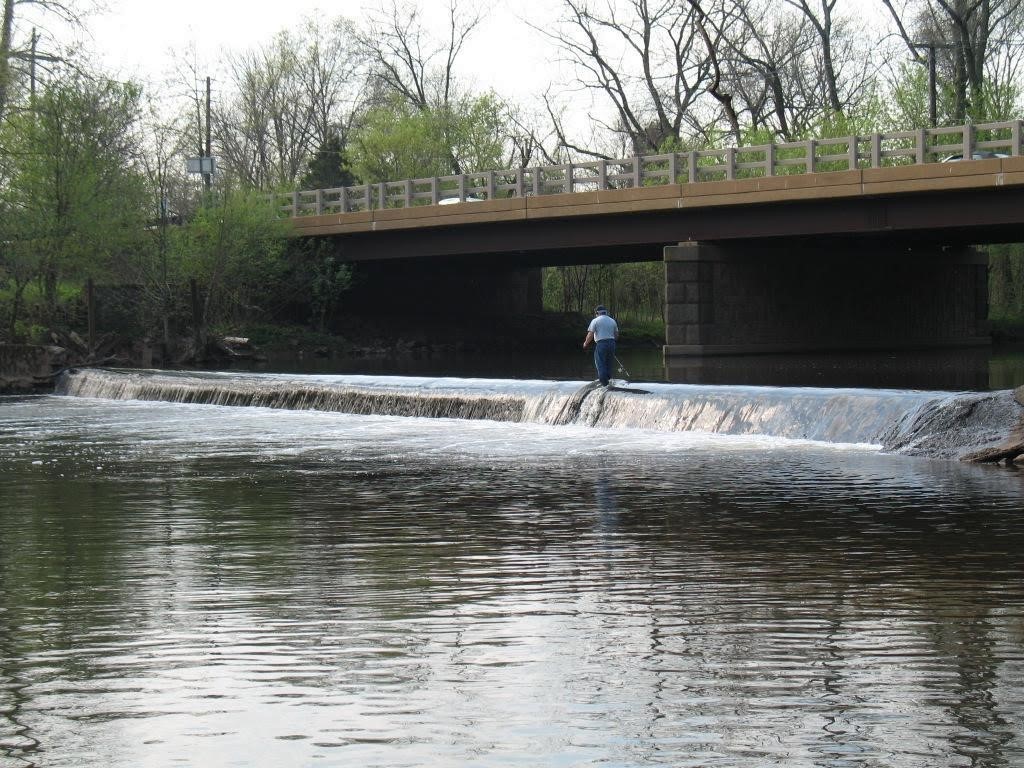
[{"x1": 594, "y1": 339, "x2": 616, "y2": 385}]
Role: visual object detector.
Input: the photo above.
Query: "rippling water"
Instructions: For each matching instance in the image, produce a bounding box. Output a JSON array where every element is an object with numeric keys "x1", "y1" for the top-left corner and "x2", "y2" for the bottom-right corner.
[{"x1": 1, "y1": 393, "x2": 1023, "y2": 767}]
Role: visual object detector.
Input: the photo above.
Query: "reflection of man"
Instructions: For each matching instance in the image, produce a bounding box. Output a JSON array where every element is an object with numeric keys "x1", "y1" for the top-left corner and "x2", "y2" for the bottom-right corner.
[{"x1": 582, "y1": 305, "x2": 619, "y2": 386}]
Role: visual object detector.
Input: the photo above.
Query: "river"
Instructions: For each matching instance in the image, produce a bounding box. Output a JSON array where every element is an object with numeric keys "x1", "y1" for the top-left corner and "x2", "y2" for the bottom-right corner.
[{"x1": 1, "y1": 349, "x2": 1022, "y2": 767}]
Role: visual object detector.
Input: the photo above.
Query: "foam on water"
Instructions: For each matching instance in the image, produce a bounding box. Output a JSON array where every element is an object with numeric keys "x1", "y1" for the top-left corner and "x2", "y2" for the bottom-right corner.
[{"x1": 55, "y1": 367, "x2": 943, "y2": 448}]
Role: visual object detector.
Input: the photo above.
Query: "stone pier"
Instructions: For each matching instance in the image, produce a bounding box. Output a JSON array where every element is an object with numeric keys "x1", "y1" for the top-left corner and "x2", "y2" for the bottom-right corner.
[{"x1": 664, "y1": 240, "x2": 990, "y2": 356}]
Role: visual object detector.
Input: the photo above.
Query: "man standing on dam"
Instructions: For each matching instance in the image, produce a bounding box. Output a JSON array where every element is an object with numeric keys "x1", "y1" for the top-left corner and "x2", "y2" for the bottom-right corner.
[{"x1": 583, "y1": 305, "x2": 619, "y2": 386}]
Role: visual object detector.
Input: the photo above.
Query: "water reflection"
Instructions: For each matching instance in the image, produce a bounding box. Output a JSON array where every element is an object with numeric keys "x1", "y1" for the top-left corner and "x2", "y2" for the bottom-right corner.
[
  {"x1": 250, "y1": 344, "x2": 1024, "y2": 392},
  {"x1": 0, "y1": 396, "x2": 1023, "y2": 767},
  {"x1": 663, "y1": 346, "x2": 1020, "y2": 391}
]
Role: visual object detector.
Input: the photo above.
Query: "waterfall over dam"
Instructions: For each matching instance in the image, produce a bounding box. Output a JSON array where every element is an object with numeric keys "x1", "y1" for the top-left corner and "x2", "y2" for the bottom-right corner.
[{"x1": 54, "y1": 368, "x2": 1024, "y2": 462}]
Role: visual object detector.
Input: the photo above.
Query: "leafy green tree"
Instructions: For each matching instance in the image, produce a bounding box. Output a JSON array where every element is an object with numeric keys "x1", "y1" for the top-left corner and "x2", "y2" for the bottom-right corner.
[
  {"x1": 350, "y1": 92, "x2": 505, "y2": 183},
  {"x1": 300, "y1": 132, "x2": 357, "y2": 189},
  {"x1": 286, "y1": 239, "x2": 353, "y2": 332},
  {"x1": 989, "y1": 244, "x2": 1024, "y2": 327},
  {"x1": 0, "y1": 72, "x2": 149, "y2": 330},
  {"x1": 888, "y1": 62, "x2": 932, "y2": 130},
  {"x1": 170, "y1": 186, "x2": 291, "y2": 348},
  {"x1": 445, "y1": 94, "x2": 506, "y2": 174},
  {"x1": 0, "y1": 219, "x2": 40, "y2": 339}
]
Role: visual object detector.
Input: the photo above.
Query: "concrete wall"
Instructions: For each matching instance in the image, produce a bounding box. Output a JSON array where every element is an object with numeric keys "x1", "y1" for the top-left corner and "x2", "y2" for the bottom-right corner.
[{"x1": 664, "y1": 240, "x2": 990, "y2": 356}]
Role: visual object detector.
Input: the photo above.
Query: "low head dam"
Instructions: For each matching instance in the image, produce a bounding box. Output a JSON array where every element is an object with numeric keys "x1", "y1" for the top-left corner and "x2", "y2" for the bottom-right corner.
[{"x1": 281, "y1": 123, "x2": 1024, "y2": 357}]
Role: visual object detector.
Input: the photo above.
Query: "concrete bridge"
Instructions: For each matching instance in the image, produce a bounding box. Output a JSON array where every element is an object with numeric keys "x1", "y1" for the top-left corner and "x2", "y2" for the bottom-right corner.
[{"x1": 277, "y1": 121, "x2": 1024, "y2": 357}]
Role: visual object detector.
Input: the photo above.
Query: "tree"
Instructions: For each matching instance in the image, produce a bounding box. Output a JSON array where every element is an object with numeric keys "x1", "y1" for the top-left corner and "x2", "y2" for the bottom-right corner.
[
  {"x1": 128, "y1": 97, "x2": 205, "y2": 352},
  {"x1": 0, "y1": 71, "x2": 149, "y2": 328},
  {"x1": 881, "y1": 0, "x2": 1024, "y2": 122},
  {"x1": 787, "y1": 0, "x2": 843, "y2": 115},
  {"x1": 300, "y1": 131, "x2": 357, "y2": 190},
  {"x1": 0, "y1": 0, "x2": 93, "y2": 120},
  {"x1": 349, "y1": 92, "x2": 505, "y2": 183},
  {"x1": 543, "y1": 262, "x2": 663, "y2": 322},
  {"x1": 357, "y1": 0, "x2": 493, "y2": 175},
  {"x1": 536, "y1": 0, "x2": 884, "y2": 153},
  {"x1": 537, "y1": 0, "x2": 710, "y2": 157},
  {"x1": 357, "y1": 0, "x2": 482, "y2": 112},
  {"x1": 700, "y1": 0, "x2": 878, "y2": 142},
  {"x1": 0, "y1": 210, "x2": 40, "y2": 339},
  {"x1": 170, "y1": 186, "x2": 291, "y2": 348},
  {"x1": 289, "y1": 239, "x2": 352, "y2": 333},
  {"x1": 688, "y1": 0, "x2": 742, "y2": 143},
  {"x1": 214, "y1": 17, "x2": 362, "y2": 190}
]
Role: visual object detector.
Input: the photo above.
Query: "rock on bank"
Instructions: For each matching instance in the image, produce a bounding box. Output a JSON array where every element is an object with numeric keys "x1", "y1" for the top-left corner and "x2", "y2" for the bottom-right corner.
[
  {"x1": 881, "y1": 386, "x2": 1024, "y2": 464},
  {"x1": 0, "y1": 344, "x2": 65, "y2": 393}
]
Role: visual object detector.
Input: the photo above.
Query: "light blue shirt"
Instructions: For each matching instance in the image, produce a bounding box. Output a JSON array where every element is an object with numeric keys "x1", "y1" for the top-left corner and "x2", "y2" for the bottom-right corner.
[{"x1": 588, "y1": 314, "x2": 618, "y2": 341}]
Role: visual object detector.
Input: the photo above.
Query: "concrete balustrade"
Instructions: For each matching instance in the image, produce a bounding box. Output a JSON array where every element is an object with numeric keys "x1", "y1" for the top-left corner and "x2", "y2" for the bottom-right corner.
[{"x1": 275, "y1": 120, "x2": 1024, "y2": 219}]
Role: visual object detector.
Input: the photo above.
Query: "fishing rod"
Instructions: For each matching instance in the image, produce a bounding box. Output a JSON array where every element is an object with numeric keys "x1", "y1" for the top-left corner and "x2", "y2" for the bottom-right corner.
[{"x1": 614, "y1": 354, "x2": 631, "y2": 380}]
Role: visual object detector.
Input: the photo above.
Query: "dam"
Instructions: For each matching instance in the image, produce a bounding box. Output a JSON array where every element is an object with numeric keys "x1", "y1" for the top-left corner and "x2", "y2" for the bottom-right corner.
[{"x1": 55, "y1": 368, "x2": 1024, "y2": 462}]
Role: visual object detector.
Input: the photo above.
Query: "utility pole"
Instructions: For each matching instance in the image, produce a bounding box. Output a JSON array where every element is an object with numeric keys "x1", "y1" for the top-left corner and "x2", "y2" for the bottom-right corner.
[
  {"x1": 29, "y1": 28, "x2": 36, "y2": 101},
  {"x1": 204, "y1": 76, "x2": 212, "y2": 192},
  {"x1": 925, "y1": 43, "x2": 936, "y2": 128},
  {"x1": 17, "y1": 28, "x2": 60, "y2": 104},
  {"x1": 194, "y1": 76, "x2": 213, "y2": 191}
]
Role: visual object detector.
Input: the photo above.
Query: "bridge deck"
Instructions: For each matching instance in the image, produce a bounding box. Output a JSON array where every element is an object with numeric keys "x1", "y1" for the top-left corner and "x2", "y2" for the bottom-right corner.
[{"x1": 290, "y1": 156, "x2": 1024, "y2": 243}]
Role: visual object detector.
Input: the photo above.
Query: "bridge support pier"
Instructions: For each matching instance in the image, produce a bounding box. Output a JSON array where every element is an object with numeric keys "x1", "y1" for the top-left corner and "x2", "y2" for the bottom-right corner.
[{"x1": 664, "y1": 240, "x2": 989, "y2": 357}]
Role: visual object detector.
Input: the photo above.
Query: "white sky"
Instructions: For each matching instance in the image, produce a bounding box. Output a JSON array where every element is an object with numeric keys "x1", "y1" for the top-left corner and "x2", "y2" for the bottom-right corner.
[
  {"x1": 84, "y1": 0, "x2": 561, "y2": 104},
  {"x1": 47, "y1": 0, "x2": 893, "y2": 148}
]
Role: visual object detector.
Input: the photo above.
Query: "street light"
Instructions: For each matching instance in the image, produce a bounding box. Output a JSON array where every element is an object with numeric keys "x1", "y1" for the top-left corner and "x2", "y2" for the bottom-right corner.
[
  {"x1": 911, "y1": 42, "x2": 937, "y2": 127},
  {"x1": 912, "y1": 42, "x2": 956, "y2": 128}
]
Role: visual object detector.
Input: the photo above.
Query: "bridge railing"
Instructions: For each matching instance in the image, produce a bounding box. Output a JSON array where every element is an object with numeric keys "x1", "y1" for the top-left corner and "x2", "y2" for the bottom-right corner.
[{"x1": 274, "y1": 120, "x2": 1023, "y2": 218}]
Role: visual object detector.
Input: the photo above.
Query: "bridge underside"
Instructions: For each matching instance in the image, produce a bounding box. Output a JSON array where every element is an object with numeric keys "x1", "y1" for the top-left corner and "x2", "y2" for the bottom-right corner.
[
  {"x1": 335, "y1": 237, "x2": 990, "y2": 358},
  {"x1": 311, "y1": 181, "x2": 1022, "y2": 357},
  {"x1": 343, "y1": 258, "x2": 544, "y2": 318}
]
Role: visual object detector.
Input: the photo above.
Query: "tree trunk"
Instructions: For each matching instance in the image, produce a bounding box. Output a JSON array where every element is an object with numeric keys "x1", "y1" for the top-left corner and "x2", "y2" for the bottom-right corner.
[
  {"x1": 7, "y1": 280, "x2": 26, "y2": 340},
  {"x1": 190, "y1": 277, "x2": 205, "y2": 357},
  {"x1": 0, "y1": 0, "x2": 15, "y2": 119}
]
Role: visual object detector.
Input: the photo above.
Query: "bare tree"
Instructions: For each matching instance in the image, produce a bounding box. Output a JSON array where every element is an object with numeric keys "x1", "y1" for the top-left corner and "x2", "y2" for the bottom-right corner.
[
  {"x1": 213, "y1": 19, "x2": 362, "y2": 190},
  {"x1": 537, "y1": 0, "x2": 711, "y2": 156},
  {"x1": 537, "y1": 0, "x2": 883, "y2": 153},
  {"x1": 300, "y1": 17, "x2": 364, "y2": 151},
  {"x1": 502, "y1": 101, "x2": 557, "y2": 167},
  {"x1": 0, "y1": 0, "x2": 93, "y2": 118},
  {"x1": 355, "y1": 0, "x2": 485, "y2": 174},
  {"x1": 723, "y1": 0, "x2": 810, "y2": 137},
  {"x1": 357, "y1": 0, "x2": 482, "y2": 110},
  {"x1": 688, "y1": 0, "x2": 742, "y2": 143},
  {"x1": 787, "y1": 0, "x2": 843, "y2": 114},
  {"x1": 703, "y1": 0, "x2": 876, "y2": 140}
]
